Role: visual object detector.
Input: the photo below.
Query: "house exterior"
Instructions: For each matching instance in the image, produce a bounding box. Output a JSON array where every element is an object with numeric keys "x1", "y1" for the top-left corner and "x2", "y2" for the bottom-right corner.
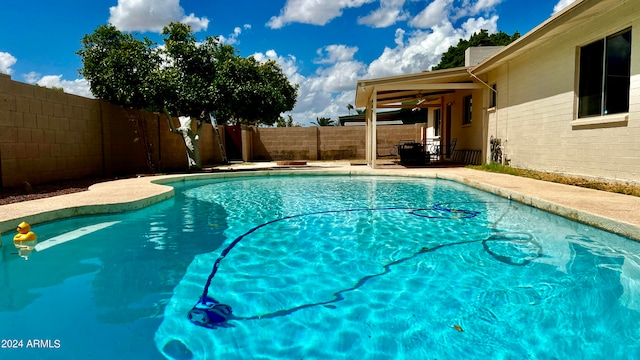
[{"x1": 356, "y1": 0, "x2": 640, "y2": 184}]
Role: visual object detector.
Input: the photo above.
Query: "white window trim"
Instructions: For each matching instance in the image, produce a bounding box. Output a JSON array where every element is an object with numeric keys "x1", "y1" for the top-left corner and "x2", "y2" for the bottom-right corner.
[{"x1": 570, "y1": 113, "x2": 628, "y2": 127}]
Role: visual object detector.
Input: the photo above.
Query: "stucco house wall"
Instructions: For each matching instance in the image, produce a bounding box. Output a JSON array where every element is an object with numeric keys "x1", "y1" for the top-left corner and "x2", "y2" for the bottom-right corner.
[
  {"x1": 483, "y1": 2, "x2": 640, "y2": 183},
  {"x1": 443, "y1": 90, "x2": 485, "y2": 153}
]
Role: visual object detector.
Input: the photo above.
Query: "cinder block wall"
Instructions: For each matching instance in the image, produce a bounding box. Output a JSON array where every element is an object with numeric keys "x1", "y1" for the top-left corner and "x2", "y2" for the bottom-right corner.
[
  {"x1": 376, "y1": 124, "x2": 423, "y2": 149},
  {"x1": 250, "y1": 127, "x2": 318, "y2": 160},
  {"x1": 318, "y1": 126, "x2": 363, "y2": 159},
  {"x1": 249, "y1": 124, "x2": 422, "y2": 161},
  {"x1": 0, "y1": 75, "x2": 104, "y2": 187},
  {"x1": 0, "y1": 75, "x2": 221, "y2": 188},
  {"x1": 106, "y1": 108, "x2": 220, "y2": 175}
]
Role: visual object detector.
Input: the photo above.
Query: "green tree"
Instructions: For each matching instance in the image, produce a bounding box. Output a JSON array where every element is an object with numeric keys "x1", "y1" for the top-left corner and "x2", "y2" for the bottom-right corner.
[
  {"x1": 346, "y1": 103, "x2": 354, "y2": 115},
  {"x1": 312, "y1": 117, "x2": 336, "y2": 126},
  {"x1": 78, "y1": 23, "x2": 298, "y2": 170},
  {"x1": 35, "y1": 84, "x2": 64, "y2": 92},
  {"x1": 214, "y1": 56, "x2": 298, "y2": 126},
  {"x1": 276, "y1": 114, "x2": 300, "y2": 127},
  {"x1": 433, "y1": 29, "x2": 520, "y2": 70},
  {"x1": 77, "y1": 25, "x2": 162, "y2": 110}
]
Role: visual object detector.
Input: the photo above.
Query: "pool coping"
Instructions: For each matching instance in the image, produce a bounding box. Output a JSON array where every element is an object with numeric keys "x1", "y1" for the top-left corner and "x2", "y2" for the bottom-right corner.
[{"x1": 1, "y1": 163, "x2": 639, "y2": 242}]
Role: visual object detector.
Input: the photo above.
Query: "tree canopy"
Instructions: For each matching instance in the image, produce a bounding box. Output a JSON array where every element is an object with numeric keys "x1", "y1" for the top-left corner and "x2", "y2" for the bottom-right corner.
[
  {"x1": 312, "y1": 117, "x2": 336, "y2": 126},
  {"x1": 77, "y1": 23, "x2": 299, "y2": 170},
  {"x1": 77, "y1": 24, "x2": 162, "y2": 110},
  {"x1": 214, "y1": 55, "x2": 299, "y2": 126},
  {"x1": 432, "y1": 29, "x2": 520, "y2": 70},
  {"x1": 276, "y1": 114, "x2": 300, "y2": 127},
  {"x1": 77, "y1": 23, "x2": 298, "y2": 126}
]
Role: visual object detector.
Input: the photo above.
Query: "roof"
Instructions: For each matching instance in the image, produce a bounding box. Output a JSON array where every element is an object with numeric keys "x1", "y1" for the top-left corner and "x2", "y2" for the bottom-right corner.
[{"x1": 355, "y1": 67, "x2": 481, "y2": 108}]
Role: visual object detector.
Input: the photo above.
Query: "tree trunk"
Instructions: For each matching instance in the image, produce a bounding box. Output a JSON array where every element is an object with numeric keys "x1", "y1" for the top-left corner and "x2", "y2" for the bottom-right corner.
[
  {"x1": 177, "y1": 116, "x2": 202, "y2": 171},
  {"x1": 164, "y1": 111, "x2": 203, "y2": 171}
]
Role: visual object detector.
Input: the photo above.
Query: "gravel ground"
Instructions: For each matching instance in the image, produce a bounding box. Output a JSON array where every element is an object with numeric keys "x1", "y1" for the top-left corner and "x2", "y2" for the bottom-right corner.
[{"x1": 0, "y1": 178, "x2": 114, "y2": 205}]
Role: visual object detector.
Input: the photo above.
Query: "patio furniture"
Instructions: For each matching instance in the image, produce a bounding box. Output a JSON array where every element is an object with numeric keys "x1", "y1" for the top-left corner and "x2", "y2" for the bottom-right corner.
[
  {"x1": 427, "y1": 138, "x2": 457, "y2": 162},
  {"x1": 398, "y1": 142, "x2": 426, "y2": 165}
]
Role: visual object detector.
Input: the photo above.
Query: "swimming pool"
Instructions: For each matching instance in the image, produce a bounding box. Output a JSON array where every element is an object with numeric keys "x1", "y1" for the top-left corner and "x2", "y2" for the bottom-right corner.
[{"x1": 1, "y1": 174, "x2": 639, "y2": 359}]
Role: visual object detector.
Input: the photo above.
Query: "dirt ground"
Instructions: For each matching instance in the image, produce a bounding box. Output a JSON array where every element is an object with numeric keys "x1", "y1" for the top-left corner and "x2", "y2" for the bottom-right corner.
[{"x1": 0, "y1": 178, "x2": 112, "y2": 206}]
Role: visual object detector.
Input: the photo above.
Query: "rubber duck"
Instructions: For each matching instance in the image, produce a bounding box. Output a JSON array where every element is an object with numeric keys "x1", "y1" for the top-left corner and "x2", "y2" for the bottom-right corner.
[{"x1": 13, "y1": 222, "x2": 37, "y2": 242}]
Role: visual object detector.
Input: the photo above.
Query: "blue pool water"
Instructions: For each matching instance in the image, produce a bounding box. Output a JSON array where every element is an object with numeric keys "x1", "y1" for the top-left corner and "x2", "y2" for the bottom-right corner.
[{"x1": 1, "y1": 175, "x2": 640, "y2": 359}]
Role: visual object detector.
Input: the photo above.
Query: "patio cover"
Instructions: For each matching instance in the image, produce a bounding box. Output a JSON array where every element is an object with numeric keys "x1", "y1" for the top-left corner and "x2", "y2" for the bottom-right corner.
[{"x1": 355, "y1": 67, "x2": 483, "y2": 168}]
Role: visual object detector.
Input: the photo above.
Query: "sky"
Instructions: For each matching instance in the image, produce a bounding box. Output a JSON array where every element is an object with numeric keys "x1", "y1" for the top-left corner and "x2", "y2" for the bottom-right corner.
[{"x1": 0, "y1": 0, "x2": 576, "y2": 126}]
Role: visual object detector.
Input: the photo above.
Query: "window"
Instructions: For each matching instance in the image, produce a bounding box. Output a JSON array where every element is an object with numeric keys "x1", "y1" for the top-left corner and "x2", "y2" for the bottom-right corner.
[
  {"x1": 578, "y1": 28, "x2": 631, "y2": 118},
  {"x1": 433, "y1": 108, "x2": 441, "y2": 136},
  {"x1": 463, "y1": 95, "x2": 472, "y2": 125},
  {"x1": 490, "y1": 84, "x2": 497, "y2": 108}
]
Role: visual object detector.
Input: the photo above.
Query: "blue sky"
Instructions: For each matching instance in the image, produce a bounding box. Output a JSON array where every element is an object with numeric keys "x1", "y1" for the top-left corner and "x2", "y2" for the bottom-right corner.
[{"x1": 0, "y1": 0, "x2": 575, "y2": 126}]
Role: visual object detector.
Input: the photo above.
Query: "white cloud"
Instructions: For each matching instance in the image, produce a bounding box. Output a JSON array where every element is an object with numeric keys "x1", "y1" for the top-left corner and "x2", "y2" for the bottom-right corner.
[
  {"x1": 219, "y1": 24, "x2": 251, "y2": 45},
  {"x1": 358, "y1": 0, "x2": 408, "y2": 28},
  {"x1": 553, "y1": 0, "x2": 576, "y2": 14},
  {"x1": 252, "y1": 48, "x2": 367, "y2": 126},
  {"x1": 409, "y1": 0, "x2": 453, "y2": 28},
  {"x1": 459, "y1": 15, "x2": 499, "y2": 35},
  {"x1": 366, "y1": 15, "x2": 498, "y2": 78},
  {"x1": 109, "y1": 0, "x2": 209, "y2": 33},
  {"x1": 25, "y1": 74, "x2": 93, "y2": 98},
  {"x1": 267, "y1": 0, "x2": 375, "y2": 29},
  {"x1": 252, "y1": 50, "x2": 302, "y2": 83},
  {"x1": 394, "y1": 28, "x2": 405, "y2": 47},
  {"x1": 314, "y1": 45, "x2": 360, "y2": 65},
  {"x1": 261, "y1": 0, "x2": 505, "y2": 125},
  {"x1": 313, "y1": 60, "x2": 367, "y2": 93},
  {"x1": 451, "y1": 0, "x2": 502, "y2": 23},
  {"x1": 0, "y1": 52, "x2": 17, "y2": 75},
  {"x1": 469, "y1": 0, "x2": 503, "y2": 14},
  {"x1": 23, "y1": 71, "x2": 40, "y2": 84}
]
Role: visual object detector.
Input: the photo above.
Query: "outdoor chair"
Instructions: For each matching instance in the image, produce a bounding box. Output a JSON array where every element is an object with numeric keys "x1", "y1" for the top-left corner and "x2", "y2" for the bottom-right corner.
[{"x1": 428, "y1": 138, "x2": 457, "y2": 162}]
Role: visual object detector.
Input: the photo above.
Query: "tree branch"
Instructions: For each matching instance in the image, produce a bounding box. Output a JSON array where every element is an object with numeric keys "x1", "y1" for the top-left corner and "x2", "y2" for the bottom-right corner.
[{"x1": 163, "y1": 108, "x2": 177, "y2": 133}]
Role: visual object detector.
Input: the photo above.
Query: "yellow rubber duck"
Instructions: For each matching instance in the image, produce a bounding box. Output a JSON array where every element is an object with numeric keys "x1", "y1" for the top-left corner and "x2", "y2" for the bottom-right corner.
[{"x1": 13, "y1": 222, "x2": 37, "y2": 242}]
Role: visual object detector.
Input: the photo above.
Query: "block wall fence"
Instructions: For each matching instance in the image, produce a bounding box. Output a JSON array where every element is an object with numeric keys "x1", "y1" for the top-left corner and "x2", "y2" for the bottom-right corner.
[
  {"x1": 0, "y1": 74, "x2": 222, "y2": 188},
  {"x1": 0, "y1": 74, "x2": 425, "y2": 188},
  {"x1": 247, "y1": 124, "x2": 422, "y2": 161}
]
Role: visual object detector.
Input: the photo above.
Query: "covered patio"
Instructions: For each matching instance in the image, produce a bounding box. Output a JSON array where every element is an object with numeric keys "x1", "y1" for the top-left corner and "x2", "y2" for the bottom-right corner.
[{"x1": 355, "y1": 67, "x2": 487, "y2": 168}]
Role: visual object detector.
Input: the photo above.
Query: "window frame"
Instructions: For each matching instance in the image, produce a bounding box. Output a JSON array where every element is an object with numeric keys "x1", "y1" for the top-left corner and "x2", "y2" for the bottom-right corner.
[
  {"x1": 489, "y1": 83, "x2": 497, "y2": 108},
  {"x1": 577, "y1": 27, "x2": 632, "y2": 119},
  {"x1": 462, "y1": 95, "x2": 472, "y2": 125},
  {"x1": 433, "y1": 108, "x2": 441, "y2": 136}
]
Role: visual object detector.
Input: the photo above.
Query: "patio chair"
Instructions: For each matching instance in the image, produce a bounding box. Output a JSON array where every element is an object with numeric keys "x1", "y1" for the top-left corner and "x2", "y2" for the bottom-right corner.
[{"x1": 428, "y1": 138, "x2": 457, "y2": 162}]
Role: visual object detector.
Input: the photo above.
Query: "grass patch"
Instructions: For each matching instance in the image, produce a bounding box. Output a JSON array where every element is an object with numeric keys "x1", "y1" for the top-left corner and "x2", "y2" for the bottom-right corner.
[{"x1": 468, "y1": 163, "x2": 640, "y2": 197}]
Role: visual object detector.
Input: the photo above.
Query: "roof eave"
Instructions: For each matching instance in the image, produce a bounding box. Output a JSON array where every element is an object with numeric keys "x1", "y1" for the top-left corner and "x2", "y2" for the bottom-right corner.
[
  {"x1": 472, "y1": 0, "x2": 590, "y2": 75},
  {"x1": 355, "y1": 67, "x2": 473, "y2": 108}
]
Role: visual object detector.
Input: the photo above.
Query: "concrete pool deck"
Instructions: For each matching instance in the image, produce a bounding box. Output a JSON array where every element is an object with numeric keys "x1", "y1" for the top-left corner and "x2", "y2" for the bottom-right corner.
[{"x1": 1, "y1": 161, "x2": 639, "y2": 242}]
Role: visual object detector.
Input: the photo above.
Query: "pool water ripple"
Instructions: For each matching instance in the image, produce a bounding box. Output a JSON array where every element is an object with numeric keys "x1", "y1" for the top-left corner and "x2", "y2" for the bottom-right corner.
[{"x1": 165, "y1": 176, "x2": 640, "y2": 359}]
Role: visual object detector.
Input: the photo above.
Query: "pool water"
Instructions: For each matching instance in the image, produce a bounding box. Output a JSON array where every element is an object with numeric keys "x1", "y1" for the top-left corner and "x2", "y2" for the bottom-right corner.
[{"x1": 1, "y1": 175, "x2": 640, "y2": 359}]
